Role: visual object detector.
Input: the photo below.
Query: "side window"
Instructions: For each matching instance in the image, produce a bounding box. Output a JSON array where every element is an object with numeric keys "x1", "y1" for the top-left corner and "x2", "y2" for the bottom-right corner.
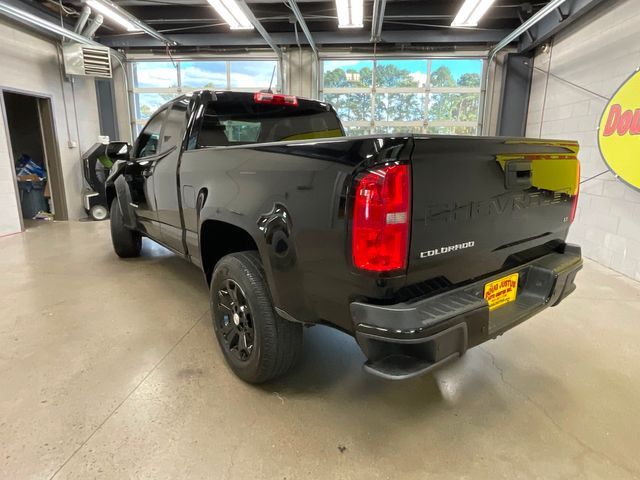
[
  {"x1": 161, "y1": 98, "x2": 189, "y2": 151},
  {"x1": 135, "y1": 108, "x2": 167, "y2": 158}
]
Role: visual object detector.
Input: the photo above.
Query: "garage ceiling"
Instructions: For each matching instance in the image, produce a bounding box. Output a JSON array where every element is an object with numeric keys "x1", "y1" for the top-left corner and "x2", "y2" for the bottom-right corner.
[{"x1": 16, "y1": 0, "x2": 605, "y2": 51}]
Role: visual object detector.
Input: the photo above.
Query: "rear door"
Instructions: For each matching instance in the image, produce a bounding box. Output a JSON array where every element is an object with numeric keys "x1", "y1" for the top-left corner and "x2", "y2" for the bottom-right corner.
[
  {"x1": 154, "y1": 97, "x2": 189, "y2": 253},
  {"x1": 407, "y1": 137, "x2": 579, "y2": 285}
]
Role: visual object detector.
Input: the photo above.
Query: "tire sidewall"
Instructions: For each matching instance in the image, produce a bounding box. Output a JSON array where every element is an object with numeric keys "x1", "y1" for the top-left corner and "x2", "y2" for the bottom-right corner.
[
  {"x1": 210, "y1": 257, "x2": 271, "y2": 381},
  {"x1": 110, "y1": 199, "x2": 122, "y2": 237},
  {"x1": 110, "y1": 198, "x2": 141, "y2": 257}
]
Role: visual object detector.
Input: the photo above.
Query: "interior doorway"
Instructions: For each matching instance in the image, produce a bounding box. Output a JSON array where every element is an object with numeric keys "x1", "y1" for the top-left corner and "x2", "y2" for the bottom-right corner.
[{"x1": 2, "y1": 90, "x2": 67, "y2": 228}]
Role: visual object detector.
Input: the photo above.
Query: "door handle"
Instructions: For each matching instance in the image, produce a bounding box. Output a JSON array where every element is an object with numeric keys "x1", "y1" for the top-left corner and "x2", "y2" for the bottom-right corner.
[{"x1": 504, "y1": 160, "x2": 532, "y2": 189}]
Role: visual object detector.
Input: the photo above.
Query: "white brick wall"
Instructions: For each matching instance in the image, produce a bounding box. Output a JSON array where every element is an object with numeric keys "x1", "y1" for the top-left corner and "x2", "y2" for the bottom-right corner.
[
  {"x1": 526, "y1": 0, "x2": 640, "y2": 281},
  {"x1": 0, "y1": 19, "x2": 102, "y2": 235}
]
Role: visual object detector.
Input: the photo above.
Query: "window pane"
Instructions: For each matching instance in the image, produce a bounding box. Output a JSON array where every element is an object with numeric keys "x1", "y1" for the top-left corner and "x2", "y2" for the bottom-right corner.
[
  {"x1": 196, "y1": 97, "x2": 343, "y2": 147},
  {"x1": 428, "y1": 93, "x2": 480, "y2": 122},
  {"x1": 161, "y1": 98, "x2": 189, "y2": 151},
  {"x1": 376, "y1": 60, "x2": 426, "y2": 88},
  {"x1": 453, "y1": 126, "x2": 477, "y2": 135},
  {"x1": 375, "y1": 93, "x2": 425, "y2": 122},
  {"x1": 427, "y1": 126, "x2": 453, "y2": 135},
  {"x1": 135, "y1": 93, "x2": 178, "y2": 120},
  {"x1": 427, "y1": 126, "x2": 477, "y2": 135},
  {"x1": 220, "y1": 120, "x2": 262, "y2": 143},
  {"x1": 344, "y1": 126, "x2": 371, "y2": 136},
  {"x1": 181, "y1": 61, "x2": 227, "y2": 89},
  {"x1": 323, "y1": 60, "x2": 373, "y2": 88},
  {"x1": 372, "y1": 126, "x2": 426, "y2": 135},
  {"x1": 430, "y1": 59, "x2": 482, "y2": 88},
  {"x1": 136, "y1": 109, "x2": 167, "y2": 158},
  {"x1": 133, "y1": 62, "x2": 178, "y2": 88},
  {"x1": 230, "y1": 61, "x2": 278, "y2": 89},
  {"x1": 323, "y1": 93, "x2": 372, "y2": 121}
]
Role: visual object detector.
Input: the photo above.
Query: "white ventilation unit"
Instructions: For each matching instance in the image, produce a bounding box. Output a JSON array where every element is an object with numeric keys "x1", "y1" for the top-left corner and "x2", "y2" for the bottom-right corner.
[{"x1": 62, "y1": 43, "x2": 112, "y2": 78}]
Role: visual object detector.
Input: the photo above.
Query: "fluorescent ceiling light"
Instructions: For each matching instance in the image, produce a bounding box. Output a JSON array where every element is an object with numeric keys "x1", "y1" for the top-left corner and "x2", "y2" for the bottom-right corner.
[
  {"x1": 451, "y1": 0, "x2": 495, "y2": 27},
  {"x1": 208, "y1": 0, "x2": 254, "y2": 30},
  {"x1": 86, "y1": 0, "x2": 140, "y2": 32},
  {"x1": 336, "y1": 0, "x2": 363, "y2": 29}
]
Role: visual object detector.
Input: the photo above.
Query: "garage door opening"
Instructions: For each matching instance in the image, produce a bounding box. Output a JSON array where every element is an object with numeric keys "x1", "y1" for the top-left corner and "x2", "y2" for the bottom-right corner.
[{"x1": 2, "y1": 91, "x2": 67, "y2": 229}]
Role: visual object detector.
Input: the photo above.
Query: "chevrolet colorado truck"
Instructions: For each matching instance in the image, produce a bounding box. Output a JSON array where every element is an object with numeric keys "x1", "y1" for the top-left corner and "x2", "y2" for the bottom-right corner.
[{"x1": 106, "y1": 90, "x2": 582, "y2": 383}]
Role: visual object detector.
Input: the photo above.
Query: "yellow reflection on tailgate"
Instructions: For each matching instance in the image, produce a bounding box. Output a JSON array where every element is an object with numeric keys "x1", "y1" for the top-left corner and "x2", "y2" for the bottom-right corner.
[
  {"x1": 484, "y1": 273, "x2": 519, "y2": 311},
  {"x1": 496, "y1": 140, "x2": 580, "y2": 196}
]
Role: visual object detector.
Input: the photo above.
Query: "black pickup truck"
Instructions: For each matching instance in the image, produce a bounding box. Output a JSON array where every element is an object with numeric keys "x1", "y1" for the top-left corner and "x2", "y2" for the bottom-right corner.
[{"x1": 106, "y1": 90, "x2": 582, "y2": 383}]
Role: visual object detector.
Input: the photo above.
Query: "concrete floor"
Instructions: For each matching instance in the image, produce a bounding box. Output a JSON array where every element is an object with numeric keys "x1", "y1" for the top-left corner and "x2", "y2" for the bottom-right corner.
[{"x1": 1, "y1": 221, "x2": 640, "y2": 480}]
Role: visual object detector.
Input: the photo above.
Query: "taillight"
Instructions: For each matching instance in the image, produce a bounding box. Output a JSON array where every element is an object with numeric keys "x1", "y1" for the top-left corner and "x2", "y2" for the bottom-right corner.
[
  {"x1": 352, "y1": 164, "x2": 411, "y2": 272},
  {"x1": 254, "y1": 92, "x2": 298, "y2": 106},
  {"x1": 570, "y1": 161, "x2": 581, "y2": 223}
]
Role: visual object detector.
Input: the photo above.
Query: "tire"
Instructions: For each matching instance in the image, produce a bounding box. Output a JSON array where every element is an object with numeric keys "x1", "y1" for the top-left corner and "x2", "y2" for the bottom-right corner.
[
  {"x1": 110, "y1": 198, "x2": 141, "y2": 258},
  {"x1": 210, "y1": 251, "x2": 302, "y2": 383},
  {"x1": 90, "y1": 204, "x2": 109, "y2": 221}
]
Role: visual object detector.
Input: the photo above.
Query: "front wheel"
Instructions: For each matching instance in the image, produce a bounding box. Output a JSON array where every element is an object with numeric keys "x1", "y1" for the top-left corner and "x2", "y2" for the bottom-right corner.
[
  {"x1": 210, "y1": 251, "x2": 302, "y2": 383},
  {"x1": 110, "y1": 198, "x2": 141, "y2": 258}
]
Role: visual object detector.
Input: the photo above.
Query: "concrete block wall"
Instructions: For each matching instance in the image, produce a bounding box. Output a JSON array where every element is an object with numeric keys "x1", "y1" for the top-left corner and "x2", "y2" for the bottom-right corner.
[
  {"x1": 0, "y1": 18, "x2": 102, "y2": 236},
  {"x1": 526, "y1": 0, "x2": 640, "y2": 281}
]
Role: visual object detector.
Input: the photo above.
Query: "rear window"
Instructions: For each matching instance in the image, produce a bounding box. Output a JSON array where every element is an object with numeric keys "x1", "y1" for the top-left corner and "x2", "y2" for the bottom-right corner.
[{"x1": 194, "y1": 96, "x2": 344, "y2": 148}]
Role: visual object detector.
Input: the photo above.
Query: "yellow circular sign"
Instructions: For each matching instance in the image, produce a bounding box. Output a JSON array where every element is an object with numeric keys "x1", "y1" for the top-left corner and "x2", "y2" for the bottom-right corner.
[{"x1": 598, "y1": 68, "x2": 640, "y2": 191}]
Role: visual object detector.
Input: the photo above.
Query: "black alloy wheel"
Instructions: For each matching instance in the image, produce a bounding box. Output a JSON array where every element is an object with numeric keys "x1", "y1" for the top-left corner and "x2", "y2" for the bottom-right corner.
[
  {"x1": 209, "y1": 251, "x2": 302, "y2": 383},
  {"x1": 216, "y1": 279, "x2": 254, "y2": 361}
]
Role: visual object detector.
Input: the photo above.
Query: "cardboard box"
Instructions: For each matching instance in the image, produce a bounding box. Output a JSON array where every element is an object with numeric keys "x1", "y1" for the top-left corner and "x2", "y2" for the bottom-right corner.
[{"x1": 17, "y1": 174, "x2": 40, "y2": 182}]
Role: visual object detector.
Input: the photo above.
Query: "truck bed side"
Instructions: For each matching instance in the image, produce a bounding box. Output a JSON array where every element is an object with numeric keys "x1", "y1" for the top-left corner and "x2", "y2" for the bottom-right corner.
[{"x1": 180, "y1": 134, "x2": 579, "y2": 335}]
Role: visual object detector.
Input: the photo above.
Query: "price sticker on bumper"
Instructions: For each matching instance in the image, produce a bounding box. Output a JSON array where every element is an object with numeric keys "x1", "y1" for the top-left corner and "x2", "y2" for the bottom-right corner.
[{"x1": 484, "y1": 273, "x2": 519, "y2": 311}]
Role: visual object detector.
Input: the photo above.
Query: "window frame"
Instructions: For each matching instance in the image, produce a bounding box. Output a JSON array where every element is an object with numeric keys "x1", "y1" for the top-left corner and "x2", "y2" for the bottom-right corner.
[
  {"x1": 319, "y1": 56, "x2": 486, "y2": 136},
  {"x1": 128, "y1": 57, "x2": 281, "y2": 140}
]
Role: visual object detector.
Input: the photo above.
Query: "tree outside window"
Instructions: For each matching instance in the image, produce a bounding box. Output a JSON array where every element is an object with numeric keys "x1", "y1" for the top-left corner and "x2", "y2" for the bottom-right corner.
[{"x1": 322, "y1": 58, "x2": 483, "y2": 136}]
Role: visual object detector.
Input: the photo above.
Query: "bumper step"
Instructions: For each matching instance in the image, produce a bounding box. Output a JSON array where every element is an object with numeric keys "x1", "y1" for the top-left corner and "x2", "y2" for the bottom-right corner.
[{"x1": 364, "y1": 352, "x2": 460, "y2": 380}]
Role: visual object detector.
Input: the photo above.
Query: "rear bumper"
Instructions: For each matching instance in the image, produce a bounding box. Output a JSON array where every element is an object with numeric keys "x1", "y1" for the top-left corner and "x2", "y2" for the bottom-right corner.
[{"x1": 350, "y1": 244, "x2": 582, "y2": 380}]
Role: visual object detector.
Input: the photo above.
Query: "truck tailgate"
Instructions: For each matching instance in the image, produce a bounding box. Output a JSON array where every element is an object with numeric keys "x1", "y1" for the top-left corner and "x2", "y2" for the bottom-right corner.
[{"x1": 407, "y1": 136, "x2": 579, "y2": 285}]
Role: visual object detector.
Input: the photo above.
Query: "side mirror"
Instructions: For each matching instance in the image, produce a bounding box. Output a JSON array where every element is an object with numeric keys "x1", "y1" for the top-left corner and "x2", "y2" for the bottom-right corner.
[{"x1": 105, "y1": 141, "x2": 131, "y2": 161}]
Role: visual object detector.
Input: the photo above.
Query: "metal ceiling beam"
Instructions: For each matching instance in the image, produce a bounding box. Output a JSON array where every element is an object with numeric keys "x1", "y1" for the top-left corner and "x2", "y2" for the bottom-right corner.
[
  {"x1": 370, "y1": 0, "x2": 387, "y2": 43},
  {"x1": 111, "y1": 2, "x2": 523, "y2": 24},
  {"x1": 285, "y1": 0, "x2": 317, "y2": 55},
  {"x1": 236, "y1": 0, "x2": 282, "y2": 56},
  {"x1": 488, "y1": 0, "x2": 570, "y2": 60},
  {"x1": 517, "y1": 0, "x2": 608, "y2": 52},
  {"x1": 0, "y1": 1, "x2": 103, "y2": 47},
  {"x1": 90, "y1": 0, "x2": 178, "y2": 45},
  {"x1": 482, "y1": 0, "x2": 571, "y2": 135},
  {"x1": 98, "y1": 28, "x2": 512, "y2": 48}
]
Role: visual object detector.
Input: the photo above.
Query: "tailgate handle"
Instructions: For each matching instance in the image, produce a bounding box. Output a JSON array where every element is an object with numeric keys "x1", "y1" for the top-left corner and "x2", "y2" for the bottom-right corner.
[{"x1": 505, "y1": 160, "x2": 532, "y2": 189}]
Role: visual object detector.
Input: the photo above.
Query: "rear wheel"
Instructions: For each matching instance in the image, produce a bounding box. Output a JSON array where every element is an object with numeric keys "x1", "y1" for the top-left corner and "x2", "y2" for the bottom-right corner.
[
  {"x1": 110, "y1": 198, "x2": 141, "y2": 258},
  {"x1": 210, "y1": 251, "x2": 302, "y2": 383}
]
